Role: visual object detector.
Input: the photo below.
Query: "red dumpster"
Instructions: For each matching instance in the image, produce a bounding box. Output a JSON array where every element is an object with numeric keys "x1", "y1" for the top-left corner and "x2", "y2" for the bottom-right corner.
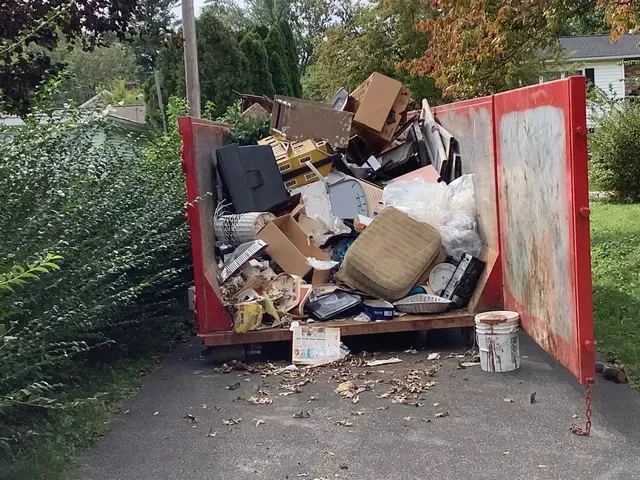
[{"x1": 178, "y1": 76, "x2": 595, "y2": 385}]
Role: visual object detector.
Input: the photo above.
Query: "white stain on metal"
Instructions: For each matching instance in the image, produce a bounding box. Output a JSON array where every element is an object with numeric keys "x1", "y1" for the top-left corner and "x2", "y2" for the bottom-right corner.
[{"x1": 498, "y1": 105, "x2": 573, "y2": 342}]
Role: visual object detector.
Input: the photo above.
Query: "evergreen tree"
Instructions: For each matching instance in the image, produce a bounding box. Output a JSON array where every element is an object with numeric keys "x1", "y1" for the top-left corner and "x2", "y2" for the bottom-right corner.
[
  {"x1": 277, "y1": 19, "x2": 301, "y2": 97},
  {"x1": 239, "y1": 33, "x2": 275, "y2": 96},
  {"x1": 264, "y1": 25, "x2": 293, "y2": 95},
  {"x1": 197, "y1": 10, "x2": 249, "y2": 115},
  {"x1": 269, "y1": 51, "x2": 291, "y2": 95}
]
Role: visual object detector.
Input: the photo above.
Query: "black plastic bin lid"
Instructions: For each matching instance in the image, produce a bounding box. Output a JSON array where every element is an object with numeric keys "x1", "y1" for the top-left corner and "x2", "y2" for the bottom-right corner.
[
  {"x1": 304, "y1": 290, "x2": 363, "y2": 321},
  {"x1": 216, "y1": 143, "x2": 289, "y2": 214}
]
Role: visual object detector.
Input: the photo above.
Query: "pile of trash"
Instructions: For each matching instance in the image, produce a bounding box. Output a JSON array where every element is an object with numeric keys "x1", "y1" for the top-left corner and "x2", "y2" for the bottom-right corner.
[{"x1": 214, "y1": 72, "x2": 486, "y2": 339}]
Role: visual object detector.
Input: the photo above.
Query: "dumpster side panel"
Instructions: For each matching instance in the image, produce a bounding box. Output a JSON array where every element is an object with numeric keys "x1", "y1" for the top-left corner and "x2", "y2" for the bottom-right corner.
[
  {"x1": 179, "y1": 116, "x2": 233, "y2": 333},
  {"x1": 494, "y1": 77, "x2": 595, "y2": 384},
  {"x1": 432, "y1": 98, "x2": 503, "y2": 312}
]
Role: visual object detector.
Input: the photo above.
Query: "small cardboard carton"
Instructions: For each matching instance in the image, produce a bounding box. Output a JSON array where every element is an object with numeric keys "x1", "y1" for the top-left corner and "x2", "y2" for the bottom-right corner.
[
  {"x1": 350, "y1": 73, "x2": 412, "y2": 141},
  {"x1": 256, "y1": 215, "x2": 331, "y2": 284}
]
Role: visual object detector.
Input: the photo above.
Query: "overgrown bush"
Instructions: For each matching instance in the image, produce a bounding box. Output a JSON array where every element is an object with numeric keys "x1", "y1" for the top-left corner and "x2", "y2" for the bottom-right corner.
[
  {"x1": 589, "y1": 95, "x2": 640, "y2": 200},
  {"x1": 0, "y1": 99, "x2": 191, "y2": 457}
]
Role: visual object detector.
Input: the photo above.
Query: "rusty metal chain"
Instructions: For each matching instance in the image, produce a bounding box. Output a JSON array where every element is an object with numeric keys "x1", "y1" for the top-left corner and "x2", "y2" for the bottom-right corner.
[{"x1": 571, "y1": 382, "x2": 592, "y2": 436}]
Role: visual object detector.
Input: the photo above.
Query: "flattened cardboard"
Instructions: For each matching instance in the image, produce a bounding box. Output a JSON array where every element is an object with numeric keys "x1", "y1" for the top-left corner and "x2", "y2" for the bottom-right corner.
[
  {"x1": 389, "y1": 165, "x2": 442, "y2": 184},
  {"x1": 255, "y1": 215, "x2": 330, "y2": 283}
]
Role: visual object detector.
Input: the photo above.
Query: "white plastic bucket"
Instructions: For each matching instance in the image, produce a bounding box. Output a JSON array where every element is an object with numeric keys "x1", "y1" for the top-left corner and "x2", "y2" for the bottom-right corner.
[{"x1": 475, "y1": 311, "x2": 521, "y2": 373}]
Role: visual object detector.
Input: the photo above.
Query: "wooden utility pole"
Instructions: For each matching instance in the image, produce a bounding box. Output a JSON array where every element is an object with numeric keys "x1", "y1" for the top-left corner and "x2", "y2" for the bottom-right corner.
[{"x1": 181, "y1": 0, "x2": 201, "y2": 117}]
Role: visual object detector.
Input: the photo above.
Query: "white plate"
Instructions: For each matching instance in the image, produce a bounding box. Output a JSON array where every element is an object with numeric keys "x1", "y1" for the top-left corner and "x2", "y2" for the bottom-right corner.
[{"x1": 428, "y1": 263, "x2": 457, "y2": 296}]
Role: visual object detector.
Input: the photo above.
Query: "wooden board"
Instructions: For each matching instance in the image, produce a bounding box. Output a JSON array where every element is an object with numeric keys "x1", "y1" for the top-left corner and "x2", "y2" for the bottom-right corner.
[{"x1": 200, "y1": 310, "x2": 474, "y2": 346}]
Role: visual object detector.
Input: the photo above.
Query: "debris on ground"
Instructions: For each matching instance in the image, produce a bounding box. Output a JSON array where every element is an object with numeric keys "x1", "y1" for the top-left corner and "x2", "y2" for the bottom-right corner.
[
  {"x1": 223, "y1": 418, "x2": 242, "y2": 425},
  {"x1": 254, "y1": 419, "x2": 266, "y2": 426},
  {"x1": 225, "y1": 382, "x2": 241, "y2": 390},
  {"x1": 503, "y1": 398, "x2": 514, "y2": 403},
  {"x1": 335, "y1": 419, "x2": 354, "y2": 427},
  {"x1": 530, "y1": 392, "x2": 537, "y2": 404},
  {"x1": 206, "y1": 429, "x2": 218, "y2": 437},
  {"x1": 434, "y1": 412, "x2": 449, "y2": 418},
  {"x1": 247, "y1": 396, "x2": 273, "y2": 405},
  {"x1": 365, "y1": 357, "x2": 402, "y2": 367},
  {"x1": 293, "y1": 411, "x2": 311, "y2": 419},
  {"x1": 184, "y1": 414, "x2": 198, "y2": 423}
]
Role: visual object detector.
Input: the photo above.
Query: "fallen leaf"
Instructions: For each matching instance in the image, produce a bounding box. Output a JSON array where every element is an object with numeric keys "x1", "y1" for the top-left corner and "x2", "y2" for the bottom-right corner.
[
  {"x1": 296, "y1": 474, "x2": 310, "y2": 478},
  {"x1": 336, "y1": 419, "x2": 354, "y2": 427},
  {"x1": 502, "y1": 451, "x2": 509, "y2": 455},
  {"x1": 427, "y1": 353, "x2": 440, "y2": 361},
  {"x1": 225, "y1": 382, "x2": 241, "y2": 390},
  {"x1": 351, "y1": 411, "x2": 365, "y2": 416},
  {"x1": 530, "y1": 392, "x2": 537, "y2": 404},
  {"x1": 247, "y1": 396, "x2": 273, "y2": 405},
  {"x1": 335, "y1": 381, "x2": 355, "y2": 396},
  {"x1": 326, "y1": 451, "x2": 335, "y2": 456},
  {"x1": 376, "y1": 406, "x2": 388, "y2": 410},
  {"x1": 404, "y1": 348, "x2": 418, "y2": 355},
  {"x1": 153, "y1": 411, "x2": 159, "y2": 416},
  {"x1": 434, "y1": 412, "x2": 449, "y2": 418},
  {"x1": 572, "y1": 414, "x2": 579, "y2": 419},
  {"x1": 184, "y1": 413, "x2": 198, "y2": 423},
  {"x1": 123, "y1": 409, "x2": 130, "y2": 414},
  {"x1": 421, "y1": 418, "x2": 431, "y2": 423},
  {"x1": 339, "y1": 463, "x2": 348, "y2": 470},
  {"x1": 403, "y1": 416, "x2": 413, "y2": 421},
  {"x1": 308, "y1": 395, "x2": 318, "y2": 402},
  {"x1": 223, "y1": 418, "x2": 242, "y2": 425},
  {"x1": 201, "y1": 404, "x2": 207, "y2": 409},
  {"x1": 255, "y1": 419, "x2": 265, "y2": 427},
  {"x1": 293, "y1": 411, "x2": 311, "y2": 419},
  {"x1": 365, "y1": 357, "x2": 402, "y2": 367},
  {"x1": 432, "y1": 402, "x2": 440, "y2": 407},
  {"x1": 279, "y1": 392, "x2": 294, "y2": 397},
  {"x1": 503, "y1": 398, "x2": 514, "y2": 403},
  {"x1": 351, "y1": 395, "x2": 360, "y2": 404},
  {"x1": 206, "y1": 428, "x2": 217, "y2": 437},
  {"x1": 215, "y1": 405, "x2": 221, "y2": 411},
  {"x1": 538, "y1": 465, "x2": 547, "y2": 468},
  {"x1": 408, "y1": 402, "x2": 425, "y2": 407}
]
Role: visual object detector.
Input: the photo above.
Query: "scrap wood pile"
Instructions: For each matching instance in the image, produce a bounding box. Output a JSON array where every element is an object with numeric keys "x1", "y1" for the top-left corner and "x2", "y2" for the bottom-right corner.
[{"x1": 213, "y1": 72, "x2": 486, "y2": 337}]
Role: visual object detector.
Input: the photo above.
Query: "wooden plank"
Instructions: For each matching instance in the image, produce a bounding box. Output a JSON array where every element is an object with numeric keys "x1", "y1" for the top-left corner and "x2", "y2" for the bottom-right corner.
[{"x1": 200, "y1": 310, "x2": 474, "y2": 346}]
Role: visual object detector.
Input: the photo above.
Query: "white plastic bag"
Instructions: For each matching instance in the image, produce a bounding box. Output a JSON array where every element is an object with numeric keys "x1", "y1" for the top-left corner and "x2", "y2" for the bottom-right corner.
[{"x1": 382, "y1": 174, "x2": 482, "y2": 259}]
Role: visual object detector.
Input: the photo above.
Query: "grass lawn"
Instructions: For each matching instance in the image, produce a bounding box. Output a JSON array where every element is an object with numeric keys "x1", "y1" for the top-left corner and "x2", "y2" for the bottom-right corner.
[{"x1": 590, "y1": 202, "x2": 640, "y2": 386}]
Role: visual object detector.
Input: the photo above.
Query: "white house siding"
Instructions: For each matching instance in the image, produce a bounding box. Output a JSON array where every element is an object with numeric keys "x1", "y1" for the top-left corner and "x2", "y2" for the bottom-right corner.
[{"x1": 579, "y1": 60, "x2": 626, "y2": 99}]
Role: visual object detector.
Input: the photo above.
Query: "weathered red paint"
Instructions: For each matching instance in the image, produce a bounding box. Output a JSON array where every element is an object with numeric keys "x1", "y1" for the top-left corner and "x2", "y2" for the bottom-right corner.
[
  {"x1": 493, "y1": 77, "x2": 595, "y2": 384},
  {"x1": 178, "y1": 116, "x2": 233, "y2": 332}
]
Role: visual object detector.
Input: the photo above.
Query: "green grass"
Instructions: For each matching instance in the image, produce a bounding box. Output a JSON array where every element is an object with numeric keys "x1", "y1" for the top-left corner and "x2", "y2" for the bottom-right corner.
[{"x1": 591, "y1": 202, "x2": 640, "y2": 387}]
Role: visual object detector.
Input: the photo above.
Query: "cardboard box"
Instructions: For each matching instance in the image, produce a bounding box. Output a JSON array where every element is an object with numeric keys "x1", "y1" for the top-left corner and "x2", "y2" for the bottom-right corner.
[
  {"x1": 256, "y1": 215, "x2": 331, "y2": 284},
  {"x1": 350, "y1": 73, "x2": 412, "y2": 141},
  {"x1": 258, "y1": 135, "x2": 334, "y2": 190}
]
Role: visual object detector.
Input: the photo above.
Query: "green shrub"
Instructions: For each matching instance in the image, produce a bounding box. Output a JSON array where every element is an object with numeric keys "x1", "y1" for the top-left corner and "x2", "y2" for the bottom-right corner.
[
  {"x1": 0, "y1": 98, "x2": 191, "y2": 455},
  {"x1": 589, "y1": 98, "x2": 640, "y2": 200}
]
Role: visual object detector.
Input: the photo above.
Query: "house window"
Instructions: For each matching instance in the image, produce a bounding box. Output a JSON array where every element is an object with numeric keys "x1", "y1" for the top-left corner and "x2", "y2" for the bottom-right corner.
[{"x1": 584, "y1": 68, "x2": 595, "y2": 89}]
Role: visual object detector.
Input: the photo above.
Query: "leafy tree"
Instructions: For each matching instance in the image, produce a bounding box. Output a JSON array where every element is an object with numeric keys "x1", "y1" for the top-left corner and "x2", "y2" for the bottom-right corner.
[
  {"x1": 128, "y1": 0, "x2": 180, "y2": 75},
  {"x1": 304, "y1": 0, "x2": 441, "y2": 103},
  {"x1": 203, "y1": 0, "x2": 252, "y2": 34},
  {"x1": 0, "y1": 0, "x2": 139, "y2": 115},
  {"x1": 197, "y1": 10, "x2": 249, "y2": 115},
  {"x1": 265, "y1": 24, "x2": 293, "y2": 94},
  {"x1": 51, "y1": 39, "x2": 142, "y2": 105},
  {"x1": 404, "y1": 0, "x2": 640, "y2": 99},
  {"x1": 99, "y1": 79, "x2": 145, "y2": 106},
  {"x1": 269, "y1": 51, "x2": 291, "y2": 95},
  {"x1": 278, "y1": 20, "x2": 301, "y2": 96},
  {"x1": 239, "y1": 34, "x2": 275, "y2": 96}
]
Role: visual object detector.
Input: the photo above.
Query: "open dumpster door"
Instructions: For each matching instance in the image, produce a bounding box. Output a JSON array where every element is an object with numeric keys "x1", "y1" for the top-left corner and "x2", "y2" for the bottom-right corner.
[{"x1": 494, "y1": 77, "x2": 595, "y2": 384}]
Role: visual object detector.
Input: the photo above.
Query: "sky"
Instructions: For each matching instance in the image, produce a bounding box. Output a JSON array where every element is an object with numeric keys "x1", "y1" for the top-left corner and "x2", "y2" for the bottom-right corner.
[{"x1": 172, "y1": 0, "x2": 207, "y2": 21}]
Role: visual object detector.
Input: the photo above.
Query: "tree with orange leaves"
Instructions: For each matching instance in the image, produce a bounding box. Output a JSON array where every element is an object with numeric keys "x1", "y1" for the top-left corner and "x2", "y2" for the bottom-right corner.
[{"x1": 405, "y1": 0, "x2": 640, "y2": 99}]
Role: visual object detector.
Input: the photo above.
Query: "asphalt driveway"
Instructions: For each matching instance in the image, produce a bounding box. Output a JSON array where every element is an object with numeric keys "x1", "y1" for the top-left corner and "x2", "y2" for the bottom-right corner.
[{"x1": 75, "y1": 332, "x2": 640, "y2": 480}]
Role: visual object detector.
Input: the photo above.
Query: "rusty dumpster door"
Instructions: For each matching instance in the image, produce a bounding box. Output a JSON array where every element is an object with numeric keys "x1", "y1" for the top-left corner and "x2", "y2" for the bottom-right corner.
[{"x1": 494, "y1": 77, "x2": 595, "y2": 384}]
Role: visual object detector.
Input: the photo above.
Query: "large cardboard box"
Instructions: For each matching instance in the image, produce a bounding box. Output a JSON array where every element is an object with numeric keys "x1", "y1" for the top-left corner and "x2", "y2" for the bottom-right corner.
[
  {"x1": 256, "y1": 215, "x2": 331, "y2": 284},
  {"x1": 350, "y1": 73, "x2": 412, "y2": 141}
]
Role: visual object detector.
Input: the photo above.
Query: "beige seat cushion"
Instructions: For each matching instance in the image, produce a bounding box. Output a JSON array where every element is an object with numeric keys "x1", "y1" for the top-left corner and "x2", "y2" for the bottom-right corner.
[{"x1": 335, "y1": 207, "x2": 441, "y2": 300}]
